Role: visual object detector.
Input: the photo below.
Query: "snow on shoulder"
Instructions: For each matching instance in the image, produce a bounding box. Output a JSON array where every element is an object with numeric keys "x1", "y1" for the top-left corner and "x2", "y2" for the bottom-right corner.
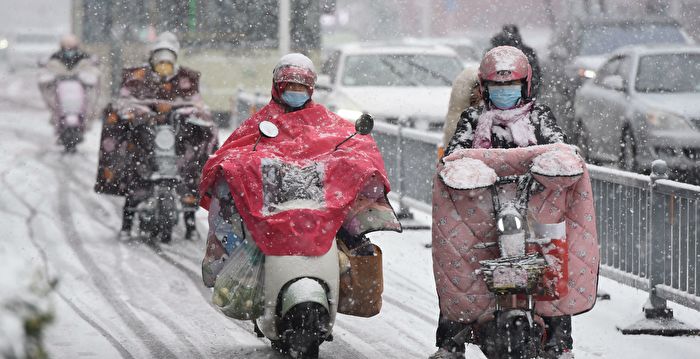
[
  {"x1": 531, "y1": 145, "x2": 584, "y2": 177},
  {"x1": 440, "y1": 155, "x2": 497, "y2": 190}
]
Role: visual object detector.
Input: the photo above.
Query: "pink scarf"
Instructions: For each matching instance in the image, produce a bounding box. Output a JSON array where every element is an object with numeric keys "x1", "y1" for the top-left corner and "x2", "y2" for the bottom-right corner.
[{"x1": 473, "y1": 102, "x2": 536, "y2": 149}]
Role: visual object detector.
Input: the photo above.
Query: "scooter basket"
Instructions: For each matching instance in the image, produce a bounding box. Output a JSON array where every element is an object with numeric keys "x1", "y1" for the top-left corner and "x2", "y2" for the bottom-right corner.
[
  {"x1": 478, "y1": 253, "x2": 547, "y2": 295},
  {"x1": 337, "y1": 241, "x2": 383, "y2": 317}
]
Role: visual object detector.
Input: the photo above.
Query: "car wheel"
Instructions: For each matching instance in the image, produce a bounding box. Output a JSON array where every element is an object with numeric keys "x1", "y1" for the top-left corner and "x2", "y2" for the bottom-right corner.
[
  {"x1": 620, "y1": 127, "x2": 638, "y2": 172},
  {"x1": 573, "y1": 119, "x2": 591, "y2": 162}
]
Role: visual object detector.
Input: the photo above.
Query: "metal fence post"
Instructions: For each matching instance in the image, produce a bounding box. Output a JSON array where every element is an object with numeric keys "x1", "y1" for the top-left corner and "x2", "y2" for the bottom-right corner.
[
  {"x1": 646, "y1": 160, "x2": 671, "y2": 318},
  {"x1": 621, "y1": 159, "x2": 699, "y2": 335},
  {"x1": 395, "y1": 115, "x2": 413, "y2": 219}
]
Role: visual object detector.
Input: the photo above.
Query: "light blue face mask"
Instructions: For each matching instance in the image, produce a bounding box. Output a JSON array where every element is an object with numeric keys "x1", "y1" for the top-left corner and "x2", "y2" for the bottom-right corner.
[
  {"x1": 281, "y1": 90, "x2": 310, "y2": 108},
  {"x1": 488, "y1": 84, "x2": 522, "y2": 109}
]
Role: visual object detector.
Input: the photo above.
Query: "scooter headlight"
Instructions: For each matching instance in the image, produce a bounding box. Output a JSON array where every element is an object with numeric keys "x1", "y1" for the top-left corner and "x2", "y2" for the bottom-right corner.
[
  {"x1": 497, "y1": 215, "x2": 522, "y2": 233},
  {"x1": 155, "y1": 128, "x2": 175, "y2": 150}
]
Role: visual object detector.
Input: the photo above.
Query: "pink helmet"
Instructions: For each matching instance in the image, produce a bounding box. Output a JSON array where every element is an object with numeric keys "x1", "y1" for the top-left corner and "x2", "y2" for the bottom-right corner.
[
  {"x1": 478, "y1": 46, "x2": 532, "y2": 98},
  {"x1": 271, "y1": 53, "x2": 317, "y2": 104}
]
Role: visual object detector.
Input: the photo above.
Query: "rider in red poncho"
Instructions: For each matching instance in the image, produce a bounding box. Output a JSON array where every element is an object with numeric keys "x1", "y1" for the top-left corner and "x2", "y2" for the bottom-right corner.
[{"x1": 199, "y1": 54, "x2": 401, "y2": 264}]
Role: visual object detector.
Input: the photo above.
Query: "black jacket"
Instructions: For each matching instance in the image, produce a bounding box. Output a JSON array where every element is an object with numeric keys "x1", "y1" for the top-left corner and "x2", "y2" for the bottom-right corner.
[
  {"x1": 50, "y1": 49, "x2": 91, "y2": 70},
  {"x1": 445, "y1": 102, "x2": 566, "y2": 156}
]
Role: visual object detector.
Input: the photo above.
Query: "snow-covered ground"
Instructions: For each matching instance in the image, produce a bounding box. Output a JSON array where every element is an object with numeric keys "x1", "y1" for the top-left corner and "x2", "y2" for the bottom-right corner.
[{"x1": 1, "y1": 68, "x2": 699, "y2": 359}]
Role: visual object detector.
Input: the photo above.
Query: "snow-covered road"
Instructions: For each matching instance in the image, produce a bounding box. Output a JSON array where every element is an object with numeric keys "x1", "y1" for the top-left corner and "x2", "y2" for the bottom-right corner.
[{"x1": 1, "y1": 69, "x2": 699, "y2": 359}]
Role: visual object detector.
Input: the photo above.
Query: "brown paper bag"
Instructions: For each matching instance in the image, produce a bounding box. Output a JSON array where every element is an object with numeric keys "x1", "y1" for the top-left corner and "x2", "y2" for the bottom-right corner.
[{"x1": 337, "y1": 240, "x2": 383, "y2": 317}]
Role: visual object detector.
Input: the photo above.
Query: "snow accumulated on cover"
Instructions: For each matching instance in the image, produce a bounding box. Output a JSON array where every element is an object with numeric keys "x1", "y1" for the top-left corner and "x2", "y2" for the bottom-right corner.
[
  {"x1": 440, "y1": 157, "x2": 497, "y2": 190},
  {"x1": 261, "y1": 158, "x2": 326, "y2": 215},
  {"x1": 531, "y1": 147, "x2": 584, "y2": 177}
]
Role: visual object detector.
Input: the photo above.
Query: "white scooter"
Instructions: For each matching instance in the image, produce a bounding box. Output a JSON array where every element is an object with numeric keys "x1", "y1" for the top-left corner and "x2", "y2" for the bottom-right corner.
[
  {"x1": 254, "y1": 115, "x2": 376, "y2": 358},
  {"x1": 204, "y1": 115, "x2": 381, "y2": 358},
  {"x1": 38, "y1": 58, "x2": 99, "y2": 152}
]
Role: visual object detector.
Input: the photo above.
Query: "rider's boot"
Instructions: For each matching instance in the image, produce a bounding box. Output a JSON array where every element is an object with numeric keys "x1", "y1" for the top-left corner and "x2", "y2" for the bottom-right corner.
[
  {"x1": 184, "y1": 211, "x2": 199, "y2": 240},
  {"x1": 119, "y1": 216, "x2": 133, "y2": 241},
  {"x1": 120, "y1": 196, "x2": 138, "y2": 240},
  {"x1": 542, "y1": 315, "x2": 574, "y2": 358}
]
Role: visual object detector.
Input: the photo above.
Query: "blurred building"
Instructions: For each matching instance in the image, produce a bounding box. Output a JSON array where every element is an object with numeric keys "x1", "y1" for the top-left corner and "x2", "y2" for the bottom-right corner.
[
  {"x1": 329, "y1": 0, "x2": 700, "y2": 43},
  {"x1": 75, "y1": 0, "x2": 323, "y2": 51}
]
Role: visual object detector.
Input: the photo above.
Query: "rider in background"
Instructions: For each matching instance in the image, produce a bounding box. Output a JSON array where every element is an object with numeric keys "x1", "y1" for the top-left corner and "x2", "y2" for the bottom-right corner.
[
  {"x1": 432, "y1": 46, "x2": 571, "y2": 359},
  {"x1": 38, "y1": 34, "x2": 100, "y2": 134},
  {"x1": 49, "y1": 34, "x2": 92, "y2": 70},
  {"x1": 115, "y1": 31, "x2": 215, "y2": 241}
]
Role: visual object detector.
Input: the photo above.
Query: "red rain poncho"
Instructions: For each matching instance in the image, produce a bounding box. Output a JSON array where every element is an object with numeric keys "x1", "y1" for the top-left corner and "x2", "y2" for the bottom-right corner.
[{"x1": 199, "y1": 100, "x2": 390, "y2": 256}]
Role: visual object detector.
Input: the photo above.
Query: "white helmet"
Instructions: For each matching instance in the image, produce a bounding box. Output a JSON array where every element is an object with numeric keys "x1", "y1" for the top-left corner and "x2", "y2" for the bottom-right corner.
[
  {"x1": 60, "y1": 34, "x2": 80, "y2": 49},
  {"x1": 150, "y1": 31, "x2": 180, "y2": 58}
]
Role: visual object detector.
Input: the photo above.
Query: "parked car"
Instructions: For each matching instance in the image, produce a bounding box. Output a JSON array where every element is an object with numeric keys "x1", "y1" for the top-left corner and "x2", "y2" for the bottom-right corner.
[
  {"x1": 542, "y1": 16, "x2": 693, "y2": 136},
  {"x1": 6, "y1": 31, "x2": 60, "y2": 71},
  {"x1": 402, "y1": 36, "x2": 483, "y2": 67},
  {"x1": 314, "y1": 42, "x2": 465, "y2": 131},
  {"x1": 573, "y1": 45, "x2": 700, "y2": 182}
]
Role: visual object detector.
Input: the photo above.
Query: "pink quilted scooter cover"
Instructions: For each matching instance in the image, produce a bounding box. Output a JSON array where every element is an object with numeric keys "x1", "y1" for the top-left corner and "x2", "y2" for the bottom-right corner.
[{"x1": 432, "y1": 143, "x2": 599, "y2": 323}]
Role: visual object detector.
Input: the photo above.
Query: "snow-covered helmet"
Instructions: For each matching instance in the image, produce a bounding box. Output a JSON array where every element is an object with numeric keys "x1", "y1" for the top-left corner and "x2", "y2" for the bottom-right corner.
[
  {"x1": 273, "y1": 53, "x2": 317, "y2": 89},
  {"x1": 60, "y1": 34, "x2": 80, "y2": 50},
  {"x1": 149, "y1": 31, "x2": 180, "y2": 59},
  {"x1": 478, "y1": 46, "x2": 532, "y2": 99},
  {"x1": 271, "y1": 53, "x2": 317, "y2": 104}
]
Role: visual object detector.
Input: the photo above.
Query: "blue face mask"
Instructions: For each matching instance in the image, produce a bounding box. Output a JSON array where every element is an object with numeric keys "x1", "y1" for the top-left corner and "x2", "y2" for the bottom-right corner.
[
  {"x1": 488, "y1": 84, "x2": 522, "y2": 109},
  {"x1": 281, "y1": 90, "x2": 310, "y2": 108}
]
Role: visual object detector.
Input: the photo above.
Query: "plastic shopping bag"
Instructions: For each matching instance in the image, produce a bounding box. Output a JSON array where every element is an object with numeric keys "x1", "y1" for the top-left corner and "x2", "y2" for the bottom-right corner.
[
  {"x1": 212, "y1": 237, "x2": 265, "y2": 320},
  {"x1": 204, "y1": 178, "x2": 265, "y2": 320}
]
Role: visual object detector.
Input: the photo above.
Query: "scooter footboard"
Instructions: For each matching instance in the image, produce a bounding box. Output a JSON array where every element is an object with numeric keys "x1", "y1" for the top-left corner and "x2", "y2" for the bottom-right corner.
[{"x1": 256, "y1": 242, "x2": 339, "y2": 340}]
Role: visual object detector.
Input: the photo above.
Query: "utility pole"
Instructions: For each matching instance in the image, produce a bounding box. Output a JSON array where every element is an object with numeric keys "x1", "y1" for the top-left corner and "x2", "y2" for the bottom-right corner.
[
  {"x1": 279, "y1": 0, "x2": 291, "y2": 56},
  {"x1": 72, "y1": 0, "x2": 83, "y2": 37},
  {"x1": 419, "y1": 0, "x2": 431, "y2": 37}
]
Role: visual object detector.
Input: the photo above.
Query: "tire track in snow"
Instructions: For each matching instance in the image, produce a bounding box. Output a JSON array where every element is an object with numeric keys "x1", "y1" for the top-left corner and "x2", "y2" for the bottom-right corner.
[
  {"x1": 1, "y1": 164, "x2": 134, "y2": 359},
  {"x1": 46, "y1": 151, "x2": 264, "y2": 356},
  {"x1": 2, "y1": 89, "x2": 201, "y2": 357},
  {"x1": 55, "y1": 291, "x2": 136, "y2": 359},
  {"x1": 55, "y1": 161, "x2": 181, "y2": 359}
]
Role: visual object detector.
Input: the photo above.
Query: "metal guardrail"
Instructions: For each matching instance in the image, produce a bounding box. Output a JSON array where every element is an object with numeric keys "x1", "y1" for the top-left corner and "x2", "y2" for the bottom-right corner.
[
  {"x1": 236, "y1": 91, "x2": 699, "y2": 329},
  {"x1": 590, "y1": 162, "x2": 700, "y2": 315},
  {"x1": 372, "y1": 120, "x2": 699, "y2": 330}
]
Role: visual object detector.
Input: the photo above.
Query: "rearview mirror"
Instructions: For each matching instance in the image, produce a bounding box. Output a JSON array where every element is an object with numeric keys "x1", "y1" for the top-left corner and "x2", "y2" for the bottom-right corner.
[
  {"x1": 316, "y1": 74, "x2": 332, "y2": 90},
  {"x1": 335, "y1": 113, "x2": 374, "y2": 151},
  {"x1": 259, "y1": 120, "x2": 279, "y2": 138},
  {"x1": 355, "y1": 113, "x2": 374, "y2": 135},
  {"x1": 254, "y1": 120, "x2": 279, "y2": 151},
  {"x1": 602, "y1": 75, "x2": 625, "y2": 92}
]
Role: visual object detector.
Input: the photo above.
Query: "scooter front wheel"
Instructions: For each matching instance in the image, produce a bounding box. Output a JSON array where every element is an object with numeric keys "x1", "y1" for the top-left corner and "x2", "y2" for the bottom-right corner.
[
  {"x1": 275, "y1": 302, "x2": 328, "y2": 359},
  {"x1": 60, "y1": 127, "x2": 81, "y2": 153}
]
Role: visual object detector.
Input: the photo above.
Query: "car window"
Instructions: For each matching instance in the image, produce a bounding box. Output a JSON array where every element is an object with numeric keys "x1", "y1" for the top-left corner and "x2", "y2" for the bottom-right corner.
[
  {"x1": 341, "y1": 54, "x2": 463, "y2": 87},
  {"x1": 579, "y1": 24, "x2": 686, "y2": 56},
  {"x1": 614, "y1": 56, "x2": 632, "y2": 86},
  {"x1": 594, "y1": 57, "x2": 621, "y2": 87},
  {"x1": 636, "y1": 53, "x2": 700, "y2": 93},
  {"x1": 321, "y1": 50, "x2": 340, "y2": 83}
]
